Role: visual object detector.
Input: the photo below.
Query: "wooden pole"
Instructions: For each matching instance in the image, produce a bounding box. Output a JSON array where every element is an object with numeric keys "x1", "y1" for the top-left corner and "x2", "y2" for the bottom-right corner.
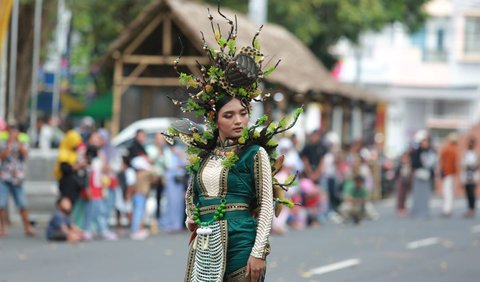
[
  {"x1": 29, "y1": 0, "x2": 43, "y2": 141},
  {"x1": 111, "y1": 55, "x2": 123, "y2": 135},
  {"x1": 163, "y1": 16, "x2": 172, "y2": 55},
  {"x1": 8, "y1": 0, "x2": 19, "y2": 122}
]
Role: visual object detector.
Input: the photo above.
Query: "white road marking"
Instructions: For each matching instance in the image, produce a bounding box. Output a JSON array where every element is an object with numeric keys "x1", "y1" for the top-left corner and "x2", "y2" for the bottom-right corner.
[
  {"x1": 406, "y1": 237, "x2": 440, "y2": 250},
  {"x1": 472, "y1": 225, "x2": 480, "y2": 233},
  {"x1": 302, "y1": 259, "x2": 361, "y2": 278}
]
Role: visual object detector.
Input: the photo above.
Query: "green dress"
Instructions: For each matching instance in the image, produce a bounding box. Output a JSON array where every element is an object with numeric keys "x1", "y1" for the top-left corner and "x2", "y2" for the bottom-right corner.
[{"x1": 184, "y1": 144, "x2": 273, "y2": 282}]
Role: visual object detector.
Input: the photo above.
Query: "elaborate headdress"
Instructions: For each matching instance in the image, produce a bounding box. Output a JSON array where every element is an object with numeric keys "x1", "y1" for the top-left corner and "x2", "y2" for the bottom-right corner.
[
  {"x1": 168, "y1": 5, "x2": 280, "y2": 126},
  {"x1": 165, "y1": 5, "x2": 303, "y2": 215}
]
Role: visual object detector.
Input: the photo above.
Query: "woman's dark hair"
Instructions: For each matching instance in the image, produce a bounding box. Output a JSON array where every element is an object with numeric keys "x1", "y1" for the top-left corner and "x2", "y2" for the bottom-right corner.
[{"x1": 86, "y1": 145, "x2": 98, "y2": 164}]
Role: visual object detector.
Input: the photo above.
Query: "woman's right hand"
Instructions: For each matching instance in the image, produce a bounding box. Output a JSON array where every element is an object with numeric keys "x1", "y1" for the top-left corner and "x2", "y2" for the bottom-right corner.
[{"x1": 185, "y1": 217, "x2": 197, "y2": 232}]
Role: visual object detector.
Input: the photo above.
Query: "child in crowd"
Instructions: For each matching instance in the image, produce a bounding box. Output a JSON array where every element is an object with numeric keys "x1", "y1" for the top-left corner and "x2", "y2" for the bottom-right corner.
[
  {"x1": 340, "y1": 175, "x2": 369, "y2": 224},
  {"x1": 46, "y1": 197, "x2": 84, "y2": 242}
]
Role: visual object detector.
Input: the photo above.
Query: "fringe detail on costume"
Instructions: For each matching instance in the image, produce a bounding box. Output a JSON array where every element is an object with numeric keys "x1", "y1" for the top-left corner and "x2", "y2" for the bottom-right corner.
[{"x1": 190, "y1": 221, "x2": 225, "y2": 282}]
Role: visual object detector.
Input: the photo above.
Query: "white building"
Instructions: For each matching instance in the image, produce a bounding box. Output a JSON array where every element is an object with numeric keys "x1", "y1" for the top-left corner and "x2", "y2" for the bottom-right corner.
[{"x1": 334, "y1": 0, "x2": 480, "y2": 157}]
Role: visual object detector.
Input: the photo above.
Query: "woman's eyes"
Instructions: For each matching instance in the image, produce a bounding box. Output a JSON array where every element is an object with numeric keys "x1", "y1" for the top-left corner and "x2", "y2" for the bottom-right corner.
[{"x1": 223, "y1": 112, "x2": 247, "y2": 118}]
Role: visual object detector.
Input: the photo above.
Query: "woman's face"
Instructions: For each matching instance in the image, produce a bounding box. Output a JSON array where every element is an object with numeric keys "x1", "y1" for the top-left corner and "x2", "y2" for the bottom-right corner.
[
  {"x1": 217, "y1": 98, "x2": 249, "y2": 142},
  {"x1": 420, "y1": 139, "x2": 429, "y2": 149},
  {"x1": 88, "y1": 132, "x2": 102, "y2": 147}
]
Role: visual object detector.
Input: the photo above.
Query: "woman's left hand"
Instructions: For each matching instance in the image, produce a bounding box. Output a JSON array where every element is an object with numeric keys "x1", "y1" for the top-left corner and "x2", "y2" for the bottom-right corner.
[{"x1": 246, "y1": 256, "x2": 265, "y2": 282}]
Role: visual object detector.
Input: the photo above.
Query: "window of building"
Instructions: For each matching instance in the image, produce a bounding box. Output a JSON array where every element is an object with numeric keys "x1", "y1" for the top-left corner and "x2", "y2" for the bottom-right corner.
[
  {"x1": 437, "y1": 29, "x2": 445, "y2": 51},
  {"x1": 464, "y1": 16, "x2": 480, "y2": 55}
]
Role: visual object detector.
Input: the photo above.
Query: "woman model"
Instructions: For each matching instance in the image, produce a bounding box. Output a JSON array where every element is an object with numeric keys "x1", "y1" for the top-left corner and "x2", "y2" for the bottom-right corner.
[{"x1": 165, "y1": 7, "x2": 300, "y2": 282}]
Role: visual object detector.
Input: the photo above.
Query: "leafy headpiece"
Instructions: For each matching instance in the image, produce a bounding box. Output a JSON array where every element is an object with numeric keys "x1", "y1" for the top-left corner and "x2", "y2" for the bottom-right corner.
[{"x1": 169, "y1": 5, "x2": 280, "y2": 125}]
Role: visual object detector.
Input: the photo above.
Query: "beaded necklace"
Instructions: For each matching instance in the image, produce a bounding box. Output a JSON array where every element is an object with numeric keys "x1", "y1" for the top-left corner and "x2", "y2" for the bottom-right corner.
[{"x1": 194, "y1": 199, "x2": 226, "y2": 235}]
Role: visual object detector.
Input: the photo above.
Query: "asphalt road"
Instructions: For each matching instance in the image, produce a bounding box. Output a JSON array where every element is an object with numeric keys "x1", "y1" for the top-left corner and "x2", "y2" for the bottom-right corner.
[{"x1": 1, "y1": 197, "x2": 480, "y2": 282}]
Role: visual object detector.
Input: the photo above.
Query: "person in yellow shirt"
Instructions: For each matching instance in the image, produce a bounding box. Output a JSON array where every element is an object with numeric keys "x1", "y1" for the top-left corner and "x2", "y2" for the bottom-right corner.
[{"x1": 54, "y1": 130, "x2": 87, "y2": 204}]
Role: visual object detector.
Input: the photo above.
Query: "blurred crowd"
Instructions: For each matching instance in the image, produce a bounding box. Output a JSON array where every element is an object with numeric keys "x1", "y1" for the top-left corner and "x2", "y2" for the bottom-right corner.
[
  {"x1": 47, "y1": 124, "x2": 190, "y2": 242},
  {"x1": 0, "y1": 115, "x2": 478, "y2": 242}
]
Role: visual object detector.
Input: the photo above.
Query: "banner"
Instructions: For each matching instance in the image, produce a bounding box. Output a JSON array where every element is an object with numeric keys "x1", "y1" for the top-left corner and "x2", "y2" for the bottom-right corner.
[{"x1": 0, "y1": 0, "x2": 14, "y2": 61}]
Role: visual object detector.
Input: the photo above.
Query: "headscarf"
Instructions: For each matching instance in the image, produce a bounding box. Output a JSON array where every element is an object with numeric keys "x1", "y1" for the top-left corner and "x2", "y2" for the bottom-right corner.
[{"x1": 54, "y1": 130, "x2": 82, "y2": 179}]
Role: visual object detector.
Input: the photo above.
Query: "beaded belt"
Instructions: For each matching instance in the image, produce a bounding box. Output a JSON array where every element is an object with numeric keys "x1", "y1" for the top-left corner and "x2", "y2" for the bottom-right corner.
[
  {"x1": 198, "y1": 203, "x2": 251, "y2": 221},
  {"x1": 199, "y1": 203, "x2": 250, "y2": 215}
]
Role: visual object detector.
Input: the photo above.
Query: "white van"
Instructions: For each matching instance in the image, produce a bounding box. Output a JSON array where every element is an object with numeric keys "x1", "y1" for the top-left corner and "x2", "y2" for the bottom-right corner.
[{"x1": 112, "y1": 117, "x2": 177, "y2": 151}]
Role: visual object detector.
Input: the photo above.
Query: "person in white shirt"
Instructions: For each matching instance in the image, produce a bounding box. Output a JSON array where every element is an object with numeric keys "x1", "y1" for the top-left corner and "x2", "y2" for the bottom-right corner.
[{"x1": 461, "y1": 138, "x2": 478, "y2": 218}]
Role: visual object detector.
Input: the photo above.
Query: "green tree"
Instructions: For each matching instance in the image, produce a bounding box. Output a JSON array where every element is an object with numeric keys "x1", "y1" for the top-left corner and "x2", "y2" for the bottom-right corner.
[
  {"x1": 206, "y1": 0, "x2": 428, "y2": 68},
  {"x1": 69, "y1": 0, "x2": 152, "y2": 94}
]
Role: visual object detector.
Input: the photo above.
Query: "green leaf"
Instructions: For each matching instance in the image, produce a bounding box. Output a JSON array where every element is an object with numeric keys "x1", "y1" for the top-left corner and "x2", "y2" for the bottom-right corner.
[
  {"x1": 267, "y1": 139, "x2": 277, "y2": 146},
  {"x1": 218, "y1": 37, "x2": 227, "y2": 47},
  {"x1": 253, "y1": 38, "x2": 261, "y2": 50},
  {"x1": 179, "y1": 73, "x2": 197, "y2": 88},
  {"x1": 256, "y1": 115, "x2": 268, "y2": 125},
  {"x1": 263, "y1": 65, "x2": 276, "y2": 77},
  {"x1": 237, "y1": 88, "x2": 248, "y2": 96},
  {"x1": 222, "y1": 154, "x2": 239, "y2": 169},
  {"x1": 278, "y1": 118, "x2": 287, "y2": 129},
  {"x1": 227, "y1": 39, "x2": 236, "y2": 55},
  {"x1": 167, "y1": 127, "x2": 178, "y2": 135},
  {"x1": 285, "y1": 174, "x2": 296, "y2": 185},
  {"x1": 209, "y1": 48, "x2": 216, "y2": 59}
]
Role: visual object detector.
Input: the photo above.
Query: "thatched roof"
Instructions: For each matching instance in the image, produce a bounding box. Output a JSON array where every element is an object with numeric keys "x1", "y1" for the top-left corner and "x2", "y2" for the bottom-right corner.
[{"x1": 105, "y1": 0, "x2": 377, "y2": 102}]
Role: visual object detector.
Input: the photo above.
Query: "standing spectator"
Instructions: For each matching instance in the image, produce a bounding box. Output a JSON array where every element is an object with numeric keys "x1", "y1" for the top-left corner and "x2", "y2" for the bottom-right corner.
[
  {"x1": 300, "y1": 129, "x2": 326, "y2": 184},
  {"x1": 395, "y1": 151, "x2": 412, "y2": 217},
  {"x1": 54, "y1": 130, "x2": 85, "y2": 205},
  {"x1": 278, "y1": 137, "x2": 304, "y2": 173},
  {"x1": 83, "y1": 132, "x2": 118, "y2": 241},
  {"x1": 128, "y1": 129, "x2": 153, "y2": 240},
  {"x1": 98, "y1": 129, "x2": 120, "y2": 226},
  {"x1": 146, "y1": 133, "x2": 167, "y2": 233},
  {"x1": 461, "y1": 137, "x2": 478, "y2": 218},
  {"x1": 410, "y1": 134, "x2": 437, "y2": 219},
  {"x1": 116, "y1": 156, "x2": 136, "y2": 228},
  {"x1": 79, "y1": 116, "x2": 95, "y2": 143},
  {"x1": 35, "y1": 116, "x2": 51, "y2": 149},
  {"x1": 321, "y1": 144, "x2": 340, "y2": 212},
  {"x1": 0, "y1": 123, "x2": 36, "y2": 237},
  {"x1": 36, "y1": 116, "x2": 64, "y2": 150},
  {"x1": 159, "y1": 142, "x2": 187, "y2": 233},
  {"x1": 128, "y1": 129, "x2": 148, "y2": 161},
  {"x1": 439, "y1": 132, "x2": 459, "y2": 217},
  {"x1": 46, "y1": 197, "x2": 83, "y2": 242}
]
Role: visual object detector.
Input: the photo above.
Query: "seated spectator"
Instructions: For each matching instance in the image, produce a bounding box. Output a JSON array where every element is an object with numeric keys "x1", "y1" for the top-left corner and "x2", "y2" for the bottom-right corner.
[
  {"x1": 340, "y1": 175, "x2": 368, "y2": 224},
  {"x1": 299, "y1": 178, "x2": 323, "y2": 227},
  {"x1": 46, "y1": 198, "x2": 83, "y2": 242}
]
